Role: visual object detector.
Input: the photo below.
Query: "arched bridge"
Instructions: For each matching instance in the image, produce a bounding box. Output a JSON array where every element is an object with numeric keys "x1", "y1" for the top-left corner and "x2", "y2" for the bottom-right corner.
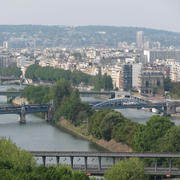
[
  {"x1": 0, "y1": 104, "x2": 53, "y2": 123},
  {"x1": 92, "y1": 97, "x2": 167, "y2": 113}
]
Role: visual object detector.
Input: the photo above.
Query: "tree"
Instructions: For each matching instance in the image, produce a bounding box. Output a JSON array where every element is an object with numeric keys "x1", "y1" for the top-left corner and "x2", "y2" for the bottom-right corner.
[
  {"x1": 52, "y1": 79, "x2": 72, "y2": 109},
  {"x1": 133, "y1": 115, "x2": 174, "y2": 152},
  {"x1": 104, "y1": 158, "x2": 148, "y2": 180},
  {"x1": 158, "y1": 125, "x2": 180, "y2": 152}
]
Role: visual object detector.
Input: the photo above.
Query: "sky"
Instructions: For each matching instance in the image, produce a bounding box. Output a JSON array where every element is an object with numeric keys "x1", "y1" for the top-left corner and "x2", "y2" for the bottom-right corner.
[{"x1": 0, "y1": 0, "x2": 180, "y2": 32}]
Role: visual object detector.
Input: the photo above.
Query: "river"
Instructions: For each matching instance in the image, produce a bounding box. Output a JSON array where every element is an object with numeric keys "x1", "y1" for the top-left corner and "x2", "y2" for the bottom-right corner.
[{"x1": 0, "y1": 85, "x2": 180, "y2": 166}]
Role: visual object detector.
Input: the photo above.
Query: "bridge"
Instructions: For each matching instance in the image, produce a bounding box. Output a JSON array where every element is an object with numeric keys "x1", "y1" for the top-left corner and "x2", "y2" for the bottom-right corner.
[
  {"x1": 79, "y1": 91, "x2": 115, "y2": 98},
  {"x1": 0, "y1": 76, "x2": 21, "y2": 84},
  {"x1": 0, "y1": 104, "x2": 53, "y2": 123},
  {"x1": 92, "y1": 97, "x2": 168, "y2": 113},
  {"x1": 0, "y1": 90, "x2": 23, "y2": 97},
  {"x1": 31, "y1": 151, "x2": 180, "y2": 177},
  {"x1": 0, "y1": 90, "x2": 114, "y2": 98}
]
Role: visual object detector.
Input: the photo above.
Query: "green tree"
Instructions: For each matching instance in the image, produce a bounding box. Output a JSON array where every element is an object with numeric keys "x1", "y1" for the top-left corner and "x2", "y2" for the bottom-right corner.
[
  {"x1": 104, "y1": 158, "x2": 148, "y2": 180},
  {"x1": 133, "y1": 115, "x2": 174, "y2": 152},
  {"x1": 158, "y1": 125, "x2": 180, "y2": 152},
  {"x1": 52, "y1": 79, "x2": 72, "y2": 109}
]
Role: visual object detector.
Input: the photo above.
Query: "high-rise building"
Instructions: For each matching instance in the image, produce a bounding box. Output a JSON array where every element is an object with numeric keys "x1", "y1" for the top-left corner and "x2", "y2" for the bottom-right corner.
[
  {"x1": 136, "y1": 31, "x2": 144, "y2": 49},
  {"x1": 132, "y1": 63, "x2": 142, "y2": 89},
  {"x1": 3, "y1": 41, "x2": 8, "y2": 49},
  {"x1": 122, "y1": 64, "x2": 132, "y2": 91},
  {"x1": 144, "y1": 49, "x2": 180, "y2": 63}
]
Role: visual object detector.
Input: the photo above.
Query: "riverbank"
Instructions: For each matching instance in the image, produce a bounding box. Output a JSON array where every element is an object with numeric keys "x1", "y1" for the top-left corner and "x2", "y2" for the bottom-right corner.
[
  {"x1": 57, "y1": 117, "x2": 133, "y2": 152},
  {"x1": 12, "y1": 97, "x2": 28, "y2": 105}
]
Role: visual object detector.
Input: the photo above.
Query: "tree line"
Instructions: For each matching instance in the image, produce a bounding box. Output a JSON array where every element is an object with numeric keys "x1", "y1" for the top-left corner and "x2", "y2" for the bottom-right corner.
[
  {"x1": 0, "y1": 138, "x2": 148, "y2": 180},
  {"x1": 22, "y1": 80, "x2": 180, "y2": 154},
  {"x1": 22, "y1": 80, "x2": 180, "y2": 179},
  {"x1": 0, "y1": 66, "x2": 22, "y2": 78},
  {"x1": 25, "y1": 64, "x2": 113, "y2": 91}
]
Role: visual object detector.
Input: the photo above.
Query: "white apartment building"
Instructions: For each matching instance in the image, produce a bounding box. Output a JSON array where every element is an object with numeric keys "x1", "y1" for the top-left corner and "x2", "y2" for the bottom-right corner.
[{"x1": 132, "y1": 63, "x2": 142, "y2": 89}]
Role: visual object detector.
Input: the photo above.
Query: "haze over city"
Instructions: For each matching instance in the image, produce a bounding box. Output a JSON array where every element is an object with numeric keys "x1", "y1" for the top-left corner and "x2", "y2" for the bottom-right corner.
[
  {"x1": 0, "y1": 0, "x2": 180, "y2": 32},
  {"x1": 1, "y1": 0, "x2": 180, "y2": 179}
]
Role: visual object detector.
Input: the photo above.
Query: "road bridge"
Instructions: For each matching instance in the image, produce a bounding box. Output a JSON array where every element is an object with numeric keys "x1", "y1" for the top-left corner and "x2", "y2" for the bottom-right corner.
[
  {"x1": 0, "y1": 76, "x2": 21, "y2": 84},
  {"x1": 0, "y1": 104, "x2": 53, "y2": 123},
  {"x1": 0, "y1": 90, "x2": 23, "y2": 97},
  {"x1": 31, "y1": 151, "x2": 180, "y2": 177},
  {"x1": 92, "y1": 97, "x2": 167, "y2": 114}
]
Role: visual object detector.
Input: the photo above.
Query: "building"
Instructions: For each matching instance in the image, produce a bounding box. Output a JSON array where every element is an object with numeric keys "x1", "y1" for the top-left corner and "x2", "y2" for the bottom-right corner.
[
  {"x1": 144, "y1": 49, "x2": 180, "y2": 63},
  {"x1": 122, "y1": 64, "x2": 132, "y2": 91},
  {"x1": 132, "y1": 63, "x2": 142, "y2": 90},
  {"x1": 3, "y1": 41, "x2": 8, "y2": 49},
  {"x1": 140, "y1": 71, "x2": 164, "y2": 94},
  {"x1": 136, "y1": 31, "x2": 144, "y2": 49}
]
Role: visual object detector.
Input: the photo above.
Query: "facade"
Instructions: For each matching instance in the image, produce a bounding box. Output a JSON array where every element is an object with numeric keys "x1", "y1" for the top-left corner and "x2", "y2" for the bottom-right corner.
[
  {"x1": 132, "y1": 63, "x2": 142, "y2": 90},
  {"x1": 122, "y1": 64, "x2": 132, "y2": 91},
  {"x1": 136, "y1": 31, "x2": 144, "y2": 49},
  {"x1": 144, "y1": 49, "x2": 180, "y2": 63},
  {"x1": 0, "y1": 55, "x2": 16, "y2": 68},
  {"x1": 140, "y1": 71, "x2": 164, "y2": 94}
]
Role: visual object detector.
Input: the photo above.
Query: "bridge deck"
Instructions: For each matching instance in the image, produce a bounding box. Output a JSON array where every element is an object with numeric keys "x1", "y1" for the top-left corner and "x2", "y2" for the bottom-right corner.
[{"x1": 31, "y1": 151, "x2": 180, "y2": 158}]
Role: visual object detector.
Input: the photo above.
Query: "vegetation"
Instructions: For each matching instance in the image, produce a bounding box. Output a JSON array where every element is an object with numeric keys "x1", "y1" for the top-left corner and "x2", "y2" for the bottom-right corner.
[
  {"x1": 0, "y1": 138, "x2": 92, "y2": 180},
  {"x1": 25, "y1": 64, "x2": 113, "y2": 91},
  {"x1": 1, "y1": 138, "x2": 152, "y2": 180},
  {"x1": 104, "y1": 158, "x2": 148, "y2": 180},
  {"x1": 23, "y1": 81, "x2": 180, "y2": 153},
  {"x1": 0, "y1": 66, "x2": 22, "y2": 78},
  {"x1": 164, "y1": 78, "x2": 180, "y2": 98},
  {"x1": 88, "y1": 110, "x2": 139, "y2": 145},
  {"x1": 133, "y1": 115, "x2": 174, "y2": 152}
]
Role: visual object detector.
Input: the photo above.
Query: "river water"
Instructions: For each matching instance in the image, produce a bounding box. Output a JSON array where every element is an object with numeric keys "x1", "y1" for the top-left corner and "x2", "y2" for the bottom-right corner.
[{"x1": 0, "y1": 85, "x2": 179, "y2": 153}]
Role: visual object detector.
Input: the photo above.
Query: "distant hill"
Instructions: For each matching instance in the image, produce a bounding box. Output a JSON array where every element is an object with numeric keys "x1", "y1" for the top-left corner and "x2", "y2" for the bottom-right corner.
[{"x1": 0, "y1": 25, "x2": 179, "y2": 48}]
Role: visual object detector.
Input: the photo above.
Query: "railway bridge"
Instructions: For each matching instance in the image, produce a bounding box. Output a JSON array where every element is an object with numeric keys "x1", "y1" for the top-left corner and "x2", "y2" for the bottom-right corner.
[{"x1": 31, "y1": 151, "x2": 180, "y2": 178}]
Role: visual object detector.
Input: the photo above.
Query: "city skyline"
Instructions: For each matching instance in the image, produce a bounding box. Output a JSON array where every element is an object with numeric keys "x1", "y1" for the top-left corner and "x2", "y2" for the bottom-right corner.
[{"x1": 0, "y1": 0, "x2": 180, "y2": 33}]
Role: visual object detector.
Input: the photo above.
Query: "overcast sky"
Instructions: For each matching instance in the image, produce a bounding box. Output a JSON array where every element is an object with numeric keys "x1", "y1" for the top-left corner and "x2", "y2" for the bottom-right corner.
[{"x1": 0, "y1": 0, "x2": 180, "y2": 32}]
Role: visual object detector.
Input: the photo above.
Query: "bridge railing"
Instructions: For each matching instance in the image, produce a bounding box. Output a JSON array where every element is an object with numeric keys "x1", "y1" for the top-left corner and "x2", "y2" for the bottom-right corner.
[{"x1": 30, "y1": 151, "x2": 180, "y2": 176}]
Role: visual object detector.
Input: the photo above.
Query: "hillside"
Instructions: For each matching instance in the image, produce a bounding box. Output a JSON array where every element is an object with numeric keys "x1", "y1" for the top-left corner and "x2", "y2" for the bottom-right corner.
[{"x1": 0, "y1": 25, "x2": 179, "y2": 48}]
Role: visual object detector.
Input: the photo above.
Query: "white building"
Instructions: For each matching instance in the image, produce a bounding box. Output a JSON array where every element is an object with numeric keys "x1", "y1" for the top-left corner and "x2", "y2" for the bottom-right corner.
[{"x1": 132, "y1": 63, "x2": 142, "y2": 89}]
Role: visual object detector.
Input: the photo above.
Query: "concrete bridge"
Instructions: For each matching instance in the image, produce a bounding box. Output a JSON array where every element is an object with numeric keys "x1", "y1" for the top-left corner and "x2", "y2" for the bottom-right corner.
[
  {"x1": 31, "y1": 151, "x2": 180, "y2": 177},
  {"x1": 0, "y1": 90, "x2": 23, "y2": 97},
  {"x1": 0, "y1": 104, "x2": 53, "y2": 123},
  {"x1": 0, "y1": 76, "x2": 20, "y2": 84}
]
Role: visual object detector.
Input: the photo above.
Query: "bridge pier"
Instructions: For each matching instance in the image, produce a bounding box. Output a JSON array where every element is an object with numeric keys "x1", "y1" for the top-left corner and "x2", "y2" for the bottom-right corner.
[
  {"x1": 84, "y1": 157, "x2": 88, "y2": 171},
  {"x1": 113, "y1": 157, "x2": 116, "y2": 165},
  {"x1": 20, "y1": 107, "x2": 26, "y2": 123},
  {"x1": 42, "y1": 156, "x2": 46, "y2": 166},
  {"x1": 98, "y1": 157, "x2": 101, "y2": 170},
  {"x1": 169, "y1": 158, "x2": 172, "y2": 172},
  {"x1": 70, "y1": 156, "x2": 74, "y2": 168},
  {"x1": 56, "y1": 156, "x2": 60, "y2": 165},
  {"x1": 45, "y1": 106, "x2": 53, "y2": 122}
]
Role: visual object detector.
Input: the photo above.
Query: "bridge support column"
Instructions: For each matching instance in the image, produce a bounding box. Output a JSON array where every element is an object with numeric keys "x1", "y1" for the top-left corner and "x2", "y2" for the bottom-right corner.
[
  {"x1": 70, "y1": 156, "x2": 74, "y2": 168},
  {"x1": 98, "y1": 157, "x2": 101, "y2": 171},
  {"x1": 56, "y1": 156, "x2": 60, "y2": 165},
  {"x1": 84, "y1": 157, "x2": 87, "y2": 171},
  {"x1": 45, "y1": 106, "x2": 53, "y2": 122},
  {"x1": 154, "y1": 158, "x2": 157, "y2": 172},
  {"x1": 42, "y1": 156, "x2": 46, "y2": 166},
  {"x1": 20, "y1": 107, "x2": 26, "y2": 123},
  {"x1": 113, "y1": 157, "x2": 116, "y2": 165},
  {"x1": 169, "y1": 158, "x2": 172, "y2": 172}
]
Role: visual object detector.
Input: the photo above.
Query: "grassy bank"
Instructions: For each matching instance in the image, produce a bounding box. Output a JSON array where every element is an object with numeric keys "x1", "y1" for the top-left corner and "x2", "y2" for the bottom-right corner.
[{"x1": 57, "y1": 117, "x2": 133, "y2": 152}]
